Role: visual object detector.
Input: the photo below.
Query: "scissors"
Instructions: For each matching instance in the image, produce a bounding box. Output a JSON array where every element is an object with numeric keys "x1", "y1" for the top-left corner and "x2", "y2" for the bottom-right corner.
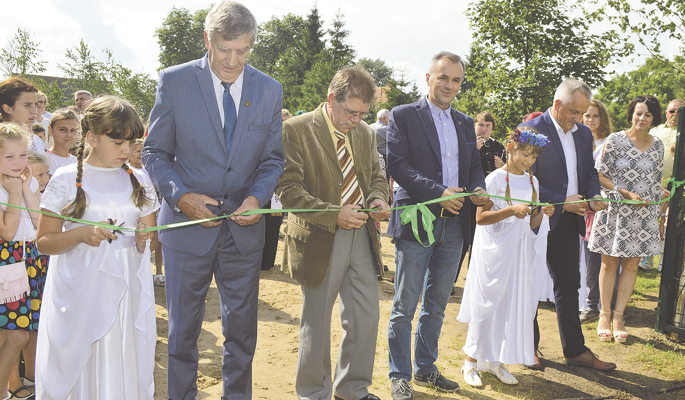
[{"x1": 107, "y1": 218, "x2": 126, "y2": 243}]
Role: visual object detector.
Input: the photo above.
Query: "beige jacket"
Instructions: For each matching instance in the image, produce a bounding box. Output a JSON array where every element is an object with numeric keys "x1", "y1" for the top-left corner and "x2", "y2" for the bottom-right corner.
[{"x1": 275, "y1": 103, "x2": 389, "y2": 288}]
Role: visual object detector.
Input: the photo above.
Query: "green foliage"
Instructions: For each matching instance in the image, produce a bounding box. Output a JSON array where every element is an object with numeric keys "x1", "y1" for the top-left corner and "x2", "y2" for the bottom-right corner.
[
  {"x1": 0, "y1": 28, "x2": 47, "y2": 78},
  {"x1": 356, "y1": 58, "x2": 393, "y2": 87},
  {"x1": 596, "y1": 53, "x2": 685, "y2": 132},
  {"x1": 249, "y1": 13, "x2": 307, "y2": 78},
  {"x1": 248, "y1": 5, "x2": 356, "y2": 112},
  {"x1": 458, "y1": 0, "x2": 629, "y2": 138},
  {"x1": 58, "y1": 40, "x2": 157, "y2": 118},
  {"x1": 596, "y1": 0, "x2": 685, "y2": 75},
  {"x1": 155, "y1": 7, "x2": 209, "y2": 70},
  {"x1": 378, "y1": 68, "x2": 421, "y2": 113}
]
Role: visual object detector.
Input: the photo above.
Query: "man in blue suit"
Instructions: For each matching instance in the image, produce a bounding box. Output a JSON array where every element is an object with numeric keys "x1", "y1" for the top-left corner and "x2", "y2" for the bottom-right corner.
[
  {"x1": 385, "y1": 51, "x2": 488, "y2": 400},
  {"x1": 521, "y1": 79, "x2": 615, "y2": 371},
  {"x1": 142, "y1": 2, "x2": 284, "y2": 399}
]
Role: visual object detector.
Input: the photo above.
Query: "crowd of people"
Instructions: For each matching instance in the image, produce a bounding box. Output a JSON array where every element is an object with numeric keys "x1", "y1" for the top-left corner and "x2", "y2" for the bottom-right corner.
[{"x1": 0, "y1": 1, "x2": 681, "y2": 400}]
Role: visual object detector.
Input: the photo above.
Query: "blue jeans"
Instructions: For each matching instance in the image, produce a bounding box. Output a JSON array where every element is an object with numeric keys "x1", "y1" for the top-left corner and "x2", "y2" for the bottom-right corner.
[{"x1": 388, "y1": 217, "x2": 464, "y2": 380}]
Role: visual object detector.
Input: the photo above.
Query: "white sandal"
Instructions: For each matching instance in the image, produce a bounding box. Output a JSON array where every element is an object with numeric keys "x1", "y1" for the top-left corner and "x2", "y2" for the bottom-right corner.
[
  {"x1": 153, "y1": 274, "x2": 165, "y2": 287},
  {"x1": 597, "y1": 310, "x2": 613, "y2": 342}
]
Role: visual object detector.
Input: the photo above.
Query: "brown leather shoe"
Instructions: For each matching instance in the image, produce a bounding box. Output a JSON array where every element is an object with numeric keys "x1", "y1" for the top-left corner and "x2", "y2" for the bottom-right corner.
[
  {"x1": 523, "y1": 349, "x2": 544, "y2": 371},
  {"x1": 564, "y1": 350, "x2": 616, "y2": 371}
]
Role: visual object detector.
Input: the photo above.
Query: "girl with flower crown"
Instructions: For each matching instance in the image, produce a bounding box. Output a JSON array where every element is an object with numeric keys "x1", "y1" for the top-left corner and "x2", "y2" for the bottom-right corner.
[{"x1": 457, "y1": 127, "x2": 555, "y2": 387}]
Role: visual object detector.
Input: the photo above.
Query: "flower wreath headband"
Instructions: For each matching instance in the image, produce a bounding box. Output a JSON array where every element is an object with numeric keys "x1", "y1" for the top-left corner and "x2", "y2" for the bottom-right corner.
[{"x1": 510, "y1": 128, "x2": 550, "y2": 148}]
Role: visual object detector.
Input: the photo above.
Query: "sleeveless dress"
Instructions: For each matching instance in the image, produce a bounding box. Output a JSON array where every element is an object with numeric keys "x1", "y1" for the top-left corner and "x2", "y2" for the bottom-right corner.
[
  {"x1": 457, "y1": 169, "x2": 550, "y2": 365},
  {"x1": 589, "y1": 131, "x2": 663, "y2": 257},
  {"x1": 36, "y1": 164, "x2": 159, "y2": 400}
]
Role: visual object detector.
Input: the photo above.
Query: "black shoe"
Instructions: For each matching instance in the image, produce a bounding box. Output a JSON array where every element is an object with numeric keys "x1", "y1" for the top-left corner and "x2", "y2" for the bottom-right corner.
[
  {"x1": 390, "y1": 379, "x2": 414, "y2": 400},
  {"x1": 579, "y1": 308, "x2": 600, "y2": 323},
  {"x1": 413, "y1": 369, "x2": 459, "y2": 392},
  {"x1": 334, "y1": 395, "x2": 381, "y2": 400}
]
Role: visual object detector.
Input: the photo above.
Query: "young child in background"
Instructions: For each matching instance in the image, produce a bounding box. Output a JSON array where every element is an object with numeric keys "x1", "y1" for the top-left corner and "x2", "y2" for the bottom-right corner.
[
  {"x1": 35, "y1": 97, "x2": 159, "y2": 399},
  {"x1": 45, "y1": 109, "x2": 79, "y2": 176},
  {"x1": 0, "y1": 123, "x2": 45, "y2": 400},
  {"x1": 31, "y1": 124, "x2": 47, "y2": 152},
  {"x1": 28, "y1": 151, "x2": 50, "y2": 194},
  {"x1": 457, "y1": 128, "x2": 554, "y2": 387},
  {"x1": 128, "y1": 138, "x2": 164, "y2": 287}
]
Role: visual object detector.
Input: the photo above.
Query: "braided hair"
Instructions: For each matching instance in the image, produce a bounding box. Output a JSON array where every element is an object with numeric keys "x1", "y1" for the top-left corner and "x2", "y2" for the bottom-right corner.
[{"x1": 62, "y1": 96, "x2": 149, "y2": 219}]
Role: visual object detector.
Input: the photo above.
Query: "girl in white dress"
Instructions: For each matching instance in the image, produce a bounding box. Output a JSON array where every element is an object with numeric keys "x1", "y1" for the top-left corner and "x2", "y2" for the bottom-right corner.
[
  {"x1": 457, "y1": 128, "x2": 554, "y2": 387},
  {"x1": 35, "y1": 97, "x2": 159, "y2": 400}
]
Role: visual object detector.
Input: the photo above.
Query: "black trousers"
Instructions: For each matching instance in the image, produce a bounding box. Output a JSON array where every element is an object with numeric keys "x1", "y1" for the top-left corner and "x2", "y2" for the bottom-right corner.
[
  {"x1": 533, "y1": 212, "x2": 588, "y2": 359},
  {"x1": 261, "y1": 213, "x2": 284, "y2": 270}
]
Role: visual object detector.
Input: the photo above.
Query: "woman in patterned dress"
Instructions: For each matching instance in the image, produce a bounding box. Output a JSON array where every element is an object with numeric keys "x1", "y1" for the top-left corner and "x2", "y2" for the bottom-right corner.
[{"x1": 588, "y1": 95, "x2": 665, "y2": 343}]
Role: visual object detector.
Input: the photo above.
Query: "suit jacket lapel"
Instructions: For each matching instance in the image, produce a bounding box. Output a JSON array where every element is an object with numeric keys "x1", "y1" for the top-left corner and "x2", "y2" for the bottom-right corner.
[
  {"x1": 228, "y1": 64, "x2": 254, "y2": 165},
  {"x1": 196, "y1": 56, "x2": 227, "y2": 154},
  {"x1": 543, "y1": 111, "x2": 567, "y2": 172},
  {"x1": 312, "y1": 104, "x2": 339, "y2": 165},
  {"x1": 417, "y1": 98, "x2": 442, "y2": 164}
]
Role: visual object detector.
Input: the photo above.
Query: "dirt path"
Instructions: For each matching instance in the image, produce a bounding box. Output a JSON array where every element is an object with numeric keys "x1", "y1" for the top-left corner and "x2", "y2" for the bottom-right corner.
[{"x1": 151, "y1": 226, "x2": 685, "y2": 399}]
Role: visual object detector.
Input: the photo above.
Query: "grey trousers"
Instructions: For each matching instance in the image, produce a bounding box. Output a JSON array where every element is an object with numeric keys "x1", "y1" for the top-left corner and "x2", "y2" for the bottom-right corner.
[{"x1": 296, "y1": 228, "x2": 380, "y2": 400}]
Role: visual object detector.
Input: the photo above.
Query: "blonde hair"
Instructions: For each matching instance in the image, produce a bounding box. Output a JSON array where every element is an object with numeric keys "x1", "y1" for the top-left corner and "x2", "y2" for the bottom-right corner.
[
  {"x1": 28, "y1": 150, "x2": 49, "y2": 167},
  {"x1": 0, "y1": 122, "x2": 31, "y2": 149},
  {"x1": 63, "y1": 96, "x2": 149, "y2": 219}
]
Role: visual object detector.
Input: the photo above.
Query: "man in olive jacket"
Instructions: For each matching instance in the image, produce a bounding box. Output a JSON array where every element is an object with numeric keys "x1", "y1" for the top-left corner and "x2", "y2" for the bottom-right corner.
[{"x1": 276, "y1": 67, "x2": 390, "y2": 400}]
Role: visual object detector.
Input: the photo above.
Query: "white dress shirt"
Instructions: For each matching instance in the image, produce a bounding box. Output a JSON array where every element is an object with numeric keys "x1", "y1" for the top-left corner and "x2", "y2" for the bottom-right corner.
[
  {"x1": 549, "y1": 109, "x2": 579, "y2": 197},
  {"x1": 209, "y1": 67, "x2": 244, "y2": 126}
]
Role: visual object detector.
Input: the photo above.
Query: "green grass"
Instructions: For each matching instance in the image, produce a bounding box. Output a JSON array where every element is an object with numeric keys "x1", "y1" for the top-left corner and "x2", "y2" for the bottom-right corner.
[
  {"x1": 627, "y1": 343, "x2": 685, "y2": 381},
  {"x1": 633, "y1": 268, "x2": 661, "y2": 298}
]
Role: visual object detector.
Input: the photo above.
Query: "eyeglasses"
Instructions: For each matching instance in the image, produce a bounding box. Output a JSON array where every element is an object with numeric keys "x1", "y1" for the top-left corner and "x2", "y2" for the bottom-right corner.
[
  {"x1": 339, "y1": 103, "x2": 369, "y2": 119},
  {"x1": 668, "y1": 109, "x2": 680, "y2": 114},
  {"x1": 36, "y1": 101, "x2": 46, "y2": 105},
  {"x1": 634, "y1": 95, "x2": 659, "y2": 104}
]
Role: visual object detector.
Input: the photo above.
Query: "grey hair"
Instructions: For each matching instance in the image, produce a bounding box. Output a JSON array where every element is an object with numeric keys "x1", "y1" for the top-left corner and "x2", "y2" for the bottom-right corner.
[
  {"x1": 554, "y1": 79, "x2": 592, "y2": 105},
  {"x1": 74, "y1": 90, "x2": 92, "y2": 99},
  {"x1": 669, "y1": 99, "x2": 684, "y2": 107},
  {"x1": 328, "y1": 67, "x2": 376, "y2": 104},
  {"x1": 205, "y1": 1, "x2": 258, "y2": 47},
  {"x1": 377, "y1": 109, "x2": 390, "y2": 120},
  {"x1": 429, "y1": 51, "x2": 466, "y2": 74}
]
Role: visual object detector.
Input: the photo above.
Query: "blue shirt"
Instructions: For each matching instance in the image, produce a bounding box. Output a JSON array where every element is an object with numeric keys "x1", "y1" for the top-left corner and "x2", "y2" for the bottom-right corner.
[{"x1": 427, "y1": 97, "x2": 459, "y2": 188}]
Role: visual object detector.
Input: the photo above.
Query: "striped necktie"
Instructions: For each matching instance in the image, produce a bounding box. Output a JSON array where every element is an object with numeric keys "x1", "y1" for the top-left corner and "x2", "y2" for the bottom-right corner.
[{"x1": 335, "y1": 131, "x2": 362, "y2": 206}]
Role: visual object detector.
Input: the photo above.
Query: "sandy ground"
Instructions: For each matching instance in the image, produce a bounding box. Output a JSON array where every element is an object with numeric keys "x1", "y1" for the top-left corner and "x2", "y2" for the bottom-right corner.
[{"x1": 151, "y1": 222, "x2": 685, "y2": 400}]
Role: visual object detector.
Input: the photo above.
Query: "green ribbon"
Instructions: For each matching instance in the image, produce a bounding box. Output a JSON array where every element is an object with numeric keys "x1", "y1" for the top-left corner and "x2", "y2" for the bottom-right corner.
[{"x1": 6, "y1": 178, "x2": 683, "y2": 247}]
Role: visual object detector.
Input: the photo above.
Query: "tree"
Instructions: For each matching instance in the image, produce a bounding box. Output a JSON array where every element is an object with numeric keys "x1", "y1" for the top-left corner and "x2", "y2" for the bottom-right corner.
[
  {"x1": 155, "y1": 7, "x2": 209, "y2": 69},
  {"x1": 249, "y1": 13, "x2": 307, "y2": 77},
  {"x1": 457, "y1": 0, "x2": 629, "y2": 136},
  {"x1": 356, "y1": 58, "x2": 393, "y2": 87},
  {"x1": 327, "y1": 11, "x2": 355, "y2": 69},
  {"x1": 596, "y1": 53, "x2": 685, "y2": 132},
  {"x1": 59, "y1": 39, "x2": 112, "y2": 96},
  {"x1": 59, "y1": 39, "x2": 157, "y2": 118},
  {"x1": 0, "y1": 28, "x2": 47, "y2": 78},
  {"x1": 378, "y1": 66, "x2": 421, "y2": 112},
  {"x1": 595, "y1": 0, "x2": 685, "y2": 74}
]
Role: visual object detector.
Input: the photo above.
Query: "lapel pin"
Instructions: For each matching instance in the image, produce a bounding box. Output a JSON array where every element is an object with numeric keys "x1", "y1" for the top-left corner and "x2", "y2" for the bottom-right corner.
[
  {"x1": 458, "y1": 121, "x2": 462, "y2": 125},
  {"x1": 245, "y1": 101, "x2": 250, "y2": 107}
]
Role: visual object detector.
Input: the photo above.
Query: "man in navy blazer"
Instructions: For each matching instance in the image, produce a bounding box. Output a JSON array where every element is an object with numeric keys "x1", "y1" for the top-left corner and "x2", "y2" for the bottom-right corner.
[
  {"x1": 520, "y1": 79, "x2": 615, "y2": 372},
  {"x1": 385, "y1": 51, "x2": 487, "y2": 399},
  {"x1": 142, "y1": 2, "x2": 284, "y2": 399}
]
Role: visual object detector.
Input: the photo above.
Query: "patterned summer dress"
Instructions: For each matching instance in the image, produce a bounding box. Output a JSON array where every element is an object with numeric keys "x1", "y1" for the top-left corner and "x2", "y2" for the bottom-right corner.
[{"x1": 588, "y1": 131, "x2": 663, "y2": 257}]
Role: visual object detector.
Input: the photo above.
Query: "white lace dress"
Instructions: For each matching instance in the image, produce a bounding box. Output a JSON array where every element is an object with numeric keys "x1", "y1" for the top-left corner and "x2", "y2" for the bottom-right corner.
[
  {"x1": 36, "y1": 163, "x2": 159, "y2": 400},
  {"x1": 457, "y1": 169, "x2": 550, "y2": 365}
]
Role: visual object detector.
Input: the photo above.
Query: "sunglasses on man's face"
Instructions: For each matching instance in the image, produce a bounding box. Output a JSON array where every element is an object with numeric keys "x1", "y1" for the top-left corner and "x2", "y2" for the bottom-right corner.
[{"x1": 667, "y1": 109, "x2": 680, "y2": 114}]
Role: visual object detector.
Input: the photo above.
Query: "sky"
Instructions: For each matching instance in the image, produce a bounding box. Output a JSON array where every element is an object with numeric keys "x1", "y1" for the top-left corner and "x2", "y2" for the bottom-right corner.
[{"x1": 1, "y1": 0, "x2": 678, "y2": 98}]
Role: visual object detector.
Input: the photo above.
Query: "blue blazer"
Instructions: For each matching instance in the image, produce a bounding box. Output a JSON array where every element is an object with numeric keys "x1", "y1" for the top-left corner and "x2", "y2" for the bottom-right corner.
[
  {"x1": 386, "y1": 97, "x2": 485, "y2": 244},
  {"x1": 519, "y1": 111, "x2": 600, "y2": 232},
  {"x1": 143, "y1": 56, "x2": 285, "y2": 257}
]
